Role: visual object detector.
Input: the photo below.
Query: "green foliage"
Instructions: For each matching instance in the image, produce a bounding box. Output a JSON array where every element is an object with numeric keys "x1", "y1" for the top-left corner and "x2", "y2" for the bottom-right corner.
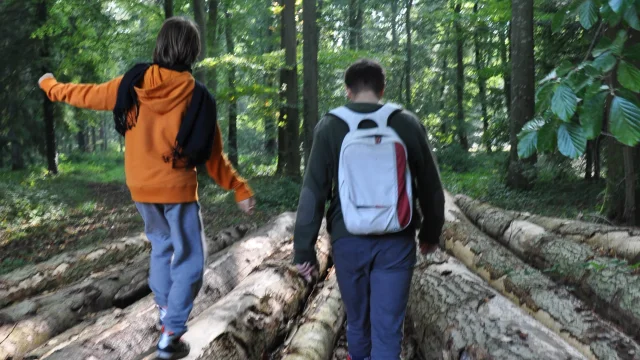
[{"x1": 436, "y1": 144, "x2": 476, "y2": 173}]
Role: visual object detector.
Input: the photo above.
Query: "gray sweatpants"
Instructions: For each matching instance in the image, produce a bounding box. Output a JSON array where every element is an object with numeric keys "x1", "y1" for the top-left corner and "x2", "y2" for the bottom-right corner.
[{"x1": 135, "y1": 202, "x2": 206, "y2": 335}]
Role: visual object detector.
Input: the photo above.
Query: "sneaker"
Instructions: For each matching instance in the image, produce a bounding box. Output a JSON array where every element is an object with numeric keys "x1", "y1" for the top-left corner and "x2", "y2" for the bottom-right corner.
[
  {"x1": 156, "y1": 330, "x2": 190, "y2": 360},
  {"x1": 156, "y1": 305, "x2": 167, "y2": 331}
]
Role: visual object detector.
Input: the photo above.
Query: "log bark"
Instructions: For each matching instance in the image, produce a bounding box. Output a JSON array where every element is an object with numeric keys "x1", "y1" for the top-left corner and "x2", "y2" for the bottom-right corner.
[
  {"x1": 511, "y1": 211, "x2": 640, "y2": 263},
  {"x1": 28, "y1": 213, "x2": 299, "y2": 360},
  {"x1": 0, "y1": 234, "x2": 150, "y2": 308},
  {"x1": 0, "y1": 225, "x2": 253, "y2": 359},
  {"x1": 443, "y1": 194, "x2": 640, "y2": 360},
  {"x1": 160, "y1": 230, "x2": 332, "y2": 360},
  {"x1": 455, "y1": 195, "x2": 640, "y2": 343},
  {"x1": 408, "y1": 251, "x2": 588, "y2": 360},
  {"x1": 280, "y1": 270, "x2": 344, "y2": 360}
]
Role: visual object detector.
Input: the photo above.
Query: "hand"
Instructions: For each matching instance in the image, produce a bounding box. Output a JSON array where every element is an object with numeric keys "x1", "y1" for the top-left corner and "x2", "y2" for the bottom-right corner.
[
  {"x1": 237, "y1": 197, "x2": 256, "y2": 215},
  {"x1": 420, "y1": 242, "x2": 439, "y2": 255},
  {"x1": 295, "y1": 262, "x2": 316, "y2": 283},
  {"x1": 38, "y1": 73, "x2": 55, "y2": 87}
]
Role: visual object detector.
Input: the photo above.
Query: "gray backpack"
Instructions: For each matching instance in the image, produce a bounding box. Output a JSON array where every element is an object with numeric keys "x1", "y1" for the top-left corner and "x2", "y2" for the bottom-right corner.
[{"x1": 329, "y1": 103, "x2": 413, "y2": 235}]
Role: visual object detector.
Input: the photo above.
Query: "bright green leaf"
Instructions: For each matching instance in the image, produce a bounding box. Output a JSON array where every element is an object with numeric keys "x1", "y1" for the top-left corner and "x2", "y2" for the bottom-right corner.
[
  {"x1": 557, "y1": 123, "x2": 587, "y2": 158},
  {"x1": 592, "y1": 51, "x2": 617, "y2": 72},
  {"x1": 618, "y1": 61, "x2": 640, "y2": 92},
  {"x1": 522, "y1": 117, "x2": 546, "y2": 132},
  {"x1": 536, "y1": 82, "x2": 555, "y2": 113},
  {"x1": 556, "y1": 60, "x2": 574, "y2": 77},
  {"x1": 592, "y1": 37, "x2": 613, "y2": 57},
  {"x1": 518, "y1": 131, "x2": 538, "y2": 159},
  {"x1": 579, "y1": 0, "x2": 599, "y2": 29},
  {"x1": 538, "y1": 121, "x2": 558, "y2": 153},
  {"x1": 611, "y1": 29, "x2": 628, "y2": 55},
  {"x1": 610, "y1": 95, "x2": 640, "y2": 146},
  {"x1": 624, "y1": 4, "x2": 640, "y2": 30},
  {"x1": 552, "y1": 85, "x2": 578, "y2": 121},
  {"x1": 568, "y1": 71, "x2": 593, "y2": 92},
  {"x1": 552, "y1": 11, "x2": 566, "y2": 33},
  {"x1": 609, "y1": 0, "x2": 625, "y2": 13},
  {"x1": 580, "y1": 91, "x2": 607, "y2": 139}
]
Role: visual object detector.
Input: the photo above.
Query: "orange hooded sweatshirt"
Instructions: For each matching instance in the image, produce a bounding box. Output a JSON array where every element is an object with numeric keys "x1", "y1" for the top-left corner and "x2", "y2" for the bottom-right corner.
[{"x1": 39, "y1": 65, "x2": 253, "y2": 204}]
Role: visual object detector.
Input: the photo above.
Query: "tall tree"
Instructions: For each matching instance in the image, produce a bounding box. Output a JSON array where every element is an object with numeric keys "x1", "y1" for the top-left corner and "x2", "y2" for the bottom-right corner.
[
  {"x1": 164, "y1": 0, "x2": 173, "y2": 18},
  {"x1": 506, "y1": 0, "x2": 535, "y2": 189},
  {"x1": 224, "y1": 6, "x2": 238, "y2": 167},
  {"x1": 208, "y1": 0, "x2": 219, "y2": 92},
  {"x1": 404, "y1": 0, "x2": 412, "y2": 108},
  {"x1": 38, "y1": 0, "x2": 58, "y2": 174},
  {"x1": 454, "y1": 2, "x2": 468, "y2": 150},
  {"x1": 276, "y1": 0, "x2": 300, "y2": 177},
  {"x1": 347, "y1": 0, "x2": 362, "y2": 50},
  {"x1": 474, "y1": 2, "x2": 489, "y2": 152},
  {"x1": 193, "y1": 0, "x2": 207, "y2": 83},
  {"x1": 499, "y1": 24, "x2": 511, "y2": 117},
  {"x1": 302, "y1": 0, "x2": 319, "y2": 164},
  {"x1": 264, "y1": 0, "x2": 277, "y2": 154}
]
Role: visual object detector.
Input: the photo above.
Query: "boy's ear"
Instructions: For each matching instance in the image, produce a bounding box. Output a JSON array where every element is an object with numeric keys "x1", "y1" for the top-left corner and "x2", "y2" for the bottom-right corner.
[
  {"x1": 379, "y1": 89, "x2": 385, "y2": 99},
  {"x1": 346, "y1": 86, "x2": 353, "y2": 101}
]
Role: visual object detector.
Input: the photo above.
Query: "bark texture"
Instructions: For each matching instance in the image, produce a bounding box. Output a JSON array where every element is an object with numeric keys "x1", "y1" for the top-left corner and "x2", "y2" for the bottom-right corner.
[
  {"x1": 163, "y1": 231, "x2": 331, "y2": 360},
  {"x1": 280, "y1": 270, "x2": 344, "y2": 360},
  {"x1": 302, "y1": 0, "x2": 318, "y2": 165},
  {"x1": 0, "y1": 225, "x2": 253, "y2": 359},
  {"x1": 455, "y1": 195, "x2": 640, "y2": 343},
  {"x1": 443, "y1": 194, "x2": 640, "y2": 360},
  {"x1": 511, "y1": 211, "x2": 640, "y2": 263},
  {"x1": 28, "y1": 214, "x2": 298, "y2": 360},
  {"x1": 408, "y1": 251, "x2": 588, "y2": 360},
  {"x1": 0, "y1": 234, "x2": 150, "y2": 308}
]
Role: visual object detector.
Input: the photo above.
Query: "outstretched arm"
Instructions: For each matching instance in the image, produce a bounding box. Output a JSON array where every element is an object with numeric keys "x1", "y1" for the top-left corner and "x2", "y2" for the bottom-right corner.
[{"x1": 38, "y1": 73, "x2": 122, "y2": 111}]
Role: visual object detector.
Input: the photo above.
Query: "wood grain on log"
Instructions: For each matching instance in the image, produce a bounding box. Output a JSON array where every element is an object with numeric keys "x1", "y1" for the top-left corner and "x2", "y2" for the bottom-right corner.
[
  {"x1": 27, "y1": 213, "x2": 298, "y2": 360},
  {"x1": 408, "y1": 251, "x2": 588, "y2": 360},
  {"x1": 443, "y1": 194, "x2": 640, "y2": 360},
  {"x1": 455, "y1": 195, "x2": 640, "y2": 344},
  {"x1": 0, "y1": 224, "x2": 254, "y2": 360}
]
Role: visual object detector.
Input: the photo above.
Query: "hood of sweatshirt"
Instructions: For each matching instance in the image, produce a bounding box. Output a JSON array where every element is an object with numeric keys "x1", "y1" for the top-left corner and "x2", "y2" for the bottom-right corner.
[{"x1": 134, "y1": 64, "x2": 195, "y2": 115}]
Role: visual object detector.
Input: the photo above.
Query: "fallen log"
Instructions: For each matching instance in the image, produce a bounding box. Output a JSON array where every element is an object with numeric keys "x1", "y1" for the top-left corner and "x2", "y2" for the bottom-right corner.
[
  {"x1": 408, "y1": 251, "x2": 588, "y2": 360},
  {"x1": 0, "y1": 233, "x2": 150, "y2": 308},
  {"x1": 0, "y1": 224, "x2": 253, "y2": 360},
  {"x1": 455, "y1": 194, "x2": 640, "y2": 343},
  {"x1": 512, "y1": 212, "x2": 640, "y2": 263},
  {"x1": 280, "y1": 270, "x2": 344, "y2": 360},
  {"x1": 27, "y1": 213, "x2": 302, "y2": 360},
  {"x1": 443, "y1": 194, "x2": 640, "y2": 360},
  {"x1": 163, "y1": 231, "x2": 332, "y2": 360}
]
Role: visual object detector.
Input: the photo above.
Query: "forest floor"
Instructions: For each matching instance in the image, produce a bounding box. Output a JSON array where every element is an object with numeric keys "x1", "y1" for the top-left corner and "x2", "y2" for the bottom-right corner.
[{"x1": 0, "y1": 150, "x2": 604, "y2": 275}]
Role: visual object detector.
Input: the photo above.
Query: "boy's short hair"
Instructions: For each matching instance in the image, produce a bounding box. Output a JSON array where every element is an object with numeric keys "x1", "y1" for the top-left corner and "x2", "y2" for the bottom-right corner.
[
  {"x1": 153, "y1": 17, "x2": 201, "y2": 68},
  {"x1": 344, "y1": 59, "x2": 386, "y2": 95}
]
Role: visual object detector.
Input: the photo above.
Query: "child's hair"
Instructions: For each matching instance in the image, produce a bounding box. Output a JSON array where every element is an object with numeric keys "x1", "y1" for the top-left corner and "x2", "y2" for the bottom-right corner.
[
  {"x1": 153, "y1": 17, "x2": 201, "y2": 68},
  {"x1": 344, "y1": 59, "x2": 386, "y2": 95}
]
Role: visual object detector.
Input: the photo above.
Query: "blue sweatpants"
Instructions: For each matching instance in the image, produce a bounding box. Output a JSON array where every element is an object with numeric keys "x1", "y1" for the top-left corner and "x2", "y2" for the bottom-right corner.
[
  {"x1": 332, "y1": 235, "x2": 416, "y2": 360},
  {"x1": 135, "y1": 202, "x2": 206, "y2": 335}
]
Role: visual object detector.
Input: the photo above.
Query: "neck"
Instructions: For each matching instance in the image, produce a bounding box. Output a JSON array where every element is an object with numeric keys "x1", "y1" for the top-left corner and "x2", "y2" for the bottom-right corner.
[{"x1": 351, "y1": 91, "x2": 381, "y2": 104}]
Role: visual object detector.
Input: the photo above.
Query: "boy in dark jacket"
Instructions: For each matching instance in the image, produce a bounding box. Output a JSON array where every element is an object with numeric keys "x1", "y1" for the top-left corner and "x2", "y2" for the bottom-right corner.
[{"x1": 293, "y1": 59, "x2": 445, "y2": 360}]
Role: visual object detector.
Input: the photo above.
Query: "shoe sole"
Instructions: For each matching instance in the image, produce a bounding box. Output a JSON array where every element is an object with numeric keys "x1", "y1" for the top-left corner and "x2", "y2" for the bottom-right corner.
[{"x1": 155, "y1": 349, "x2": 189, "y2": 360}]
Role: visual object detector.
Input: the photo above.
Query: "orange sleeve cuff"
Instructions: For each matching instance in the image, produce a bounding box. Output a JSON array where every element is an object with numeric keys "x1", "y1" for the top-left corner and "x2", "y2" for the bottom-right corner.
[
  {"x1": 39, "y1": 77, "x2": 58, "y2": 96},
  {"x1": 234, "y1": 182, "x2": 254, "y2": 202}
]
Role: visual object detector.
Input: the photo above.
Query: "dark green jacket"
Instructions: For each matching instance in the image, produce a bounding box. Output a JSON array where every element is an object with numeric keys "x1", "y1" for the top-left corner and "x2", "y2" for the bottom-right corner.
[{"x1": 293, "y1": 102, "x2": 445, "y2": 265}]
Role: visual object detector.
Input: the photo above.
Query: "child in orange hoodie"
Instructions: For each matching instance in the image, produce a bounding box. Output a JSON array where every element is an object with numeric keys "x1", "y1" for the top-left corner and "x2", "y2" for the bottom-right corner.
[{"x1": 38, "y1": 17, "x2": 255, "y2": 359}]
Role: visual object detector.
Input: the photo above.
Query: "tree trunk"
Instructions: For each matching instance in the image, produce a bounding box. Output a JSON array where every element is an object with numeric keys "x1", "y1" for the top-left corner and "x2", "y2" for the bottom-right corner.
[
  {"x1": 280, "y1": 271, "x2": 345, "y2": 360},
  {"x1": 511, "y1": 211, "x2": 640, "y2": 263},
  {"x1": 405, "y1": 0, "x2": 412, "y2": 109},
  {"x1": 164, "y1": 0, "x2": 173, "y2": 18},
  {"x1": 507, "y1": 0, "x2": 535, "y2": 189},
  {"x1": 586, "y1": 140, "x2": 594, "y2": 180},
  {"x1": 302, "y1": 0, "x2": 318, "y2": 165},
  {"x1": 390, "y1": 1, "x2": 399, "y2": 50},
  {"x1": 278, "y1": 0, "x2": 300, "y2": 178},
  {"x1": 408, "y1": 252, "x2": 588, "y2": 360},
  {"x1": 38, "y1": 0, "x2": 58, "y2": 174},
  {"x1": 170, "y1": 236, "x2": 331, "y2": 360},
  {"x1": 499, "y1": 24, "x2": 511, "y2": 118},
  {"x1": 264, "y1": 0, "x2": 277, "y2": 154},
  {"x1": 454, "y1": 3, "x2": 468, "y2": 151},
  {"x1": 474, "y1": 3, "x2": 490, "y2": 153},
  {"x1": 0, "y1": 225, "x2": 253, "y2": 359},
  {"x1": 0, "y1": 234, "x2": 150, "y2": 309},
  {"x1": 439, "y1": 57, "x2": 448, "y2": 134},
  {"x1": 443, "y1": 194, "x2": 640, "y2": 360},
  {"x1": 193, "y1": 0, "x2": 207, "y2": 83},
  {"x1": 623, "y1": 146, "x2": 636, "y2": 226},
  {"x1": 208, "y1": 0, "x2": 219, "y2": 92},
  {"x1": 100, "y1": 117, "x2": 107, "y2": 151},
  {"x1": 225, "y1": 8, "x2": 238, "y2": 167},
  {"x1": 605, "y1": 138, "x2": 626, "y2": 222},
  {"x1": 77, "y1": 127, "x2": 87, "y2": 152},
  {"x1": 90, "y1": 126, "x2": 96, "y2": 153},
  {"x1": 594, "y1": 137, "x2": 602, "y2": 179},
  {"x1": 9, "y1": 129, "x2": 25, "y2": 171},
  {"x1": 27, "y1": 214, "x2": 299, "y2": 360},
  {"x1": 455, "y1": 195, "x2": 640, "y2": 343},
  {"x1": 348, "y1": 0, "x2": 358, "y2": 50}
]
